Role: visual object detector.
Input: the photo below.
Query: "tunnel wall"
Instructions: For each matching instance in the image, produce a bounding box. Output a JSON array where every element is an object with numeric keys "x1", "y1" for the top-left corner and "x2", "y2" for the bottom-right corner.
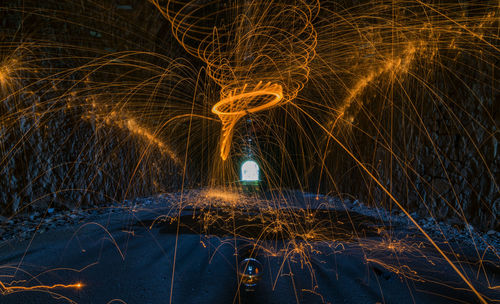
[
  {"x1": 0, "y1": 1, "x2": 185, "y2": 216},
  {"x1": 339, "y1": 52, "x2": 499, "y2": 231}
]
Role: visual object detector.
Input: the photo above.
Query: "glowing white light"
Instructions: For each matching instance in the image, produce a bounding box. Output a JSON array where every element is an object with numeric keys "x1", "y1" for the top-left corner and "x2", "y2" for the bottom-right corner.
[{"x1": 241, "y1": 160, "x2": 259, "y2": 181}]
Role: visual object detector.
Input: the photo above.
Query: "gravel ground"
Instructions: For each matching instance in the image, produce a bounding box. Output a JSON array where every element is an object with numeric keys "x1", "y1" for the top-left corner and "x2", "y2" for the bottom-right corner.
[
  {"x1": 0, "y1": 190, "x2": 498, "y2": 304},
  {"x1": 2, "y1": 190, "x2": 497, "y2": 254}
]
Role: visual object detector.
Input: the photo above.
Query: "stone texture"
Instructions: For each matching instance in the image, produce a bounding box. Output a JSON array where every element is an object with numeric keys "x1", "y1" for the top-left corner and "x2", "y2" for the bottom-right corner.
[{"x1": 0, "y1": 0, "x2": 185, "y2": 217}]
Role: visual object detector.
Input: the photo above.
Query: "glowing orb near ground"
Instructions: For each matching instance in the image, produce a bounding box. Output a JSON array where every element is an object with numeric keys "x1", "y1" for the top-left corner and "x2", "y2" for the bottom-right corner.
[
  {"x1": 241, "y1": 160, "x2": 260, "y2": 182},
  {"x1": 238, "y1": 257, "x2": 263, "y2": 290}
]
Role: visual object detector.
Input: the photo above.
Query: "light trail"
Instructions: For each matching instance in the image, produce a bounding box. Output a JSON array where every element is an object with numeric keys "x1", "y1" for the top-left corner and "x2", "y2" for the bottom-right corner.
[{"x1": 0, "y1": 0, "x2": 498, "y2": 303}]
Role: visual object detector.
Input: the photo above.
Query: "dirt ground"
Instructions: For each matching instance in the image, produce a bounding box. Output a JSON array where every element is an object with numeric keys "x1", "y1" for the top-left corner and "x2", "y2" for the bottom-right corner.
[{"x1": 0, "y1": 192, "x2": 498, "y2": 303}]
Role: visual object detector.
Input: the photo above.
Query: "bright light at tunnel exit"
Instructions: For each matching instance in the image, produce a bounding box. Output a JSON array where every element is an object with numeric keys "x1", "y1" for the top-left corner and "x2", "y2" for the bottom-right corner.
[{"x1": 241, "y1": 160, "x2": 260, "y2": 181}]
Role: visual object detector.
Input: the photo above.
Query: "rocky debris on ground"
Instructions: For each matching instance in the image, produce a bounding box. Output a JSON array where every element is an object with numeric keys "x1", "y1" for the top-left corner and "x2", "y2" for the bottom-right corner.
[
  {"x1": 0, "y1": 208, "x2": 104, "y2": 242},
  {"x1": 337, "y1": 197, "x2": 500, "y2": 255},
  {"x1": 0, "y1": 193, "x2": 183, "y2": 243},
  {"x1": 0, "y1": 191, "x2": 498, "y2": 256}
]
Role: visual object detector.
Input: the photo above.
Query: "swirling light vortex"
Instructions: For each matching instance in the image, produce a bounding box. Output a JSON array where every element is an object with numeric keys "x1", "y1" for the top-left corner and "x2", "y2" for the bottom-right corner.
[{"x1": 212, "y1": 81, "x2": 283, "y2": 160}]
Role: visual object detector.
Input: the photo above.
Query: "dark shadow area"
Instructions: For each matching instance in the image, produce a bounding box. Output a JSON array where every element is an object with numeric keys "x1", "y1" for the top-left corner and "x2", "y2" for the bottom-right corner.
[{"x1": 135, "y1": 207, "x2": 388, "y2": 241}]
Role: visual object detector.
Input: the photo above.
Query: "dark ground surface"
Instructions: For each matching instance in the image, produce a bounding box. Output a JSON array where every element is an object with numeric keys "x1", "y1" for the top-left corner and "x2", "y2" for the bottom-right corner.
[{"x1": 0, "y1": 191, "x2": 498, "y2": 304}]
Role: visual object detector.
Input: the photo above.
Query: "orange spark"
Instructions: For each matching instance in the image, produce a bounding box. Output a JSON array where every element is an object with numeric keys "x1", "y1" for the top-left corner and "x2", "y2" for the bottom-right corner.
[
  {"x1": 212, "y1": 81, "x2": 283, "y2": 160},
  {"x1": 0, "y1": 281, "x2": 83, "y2": 295}
]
